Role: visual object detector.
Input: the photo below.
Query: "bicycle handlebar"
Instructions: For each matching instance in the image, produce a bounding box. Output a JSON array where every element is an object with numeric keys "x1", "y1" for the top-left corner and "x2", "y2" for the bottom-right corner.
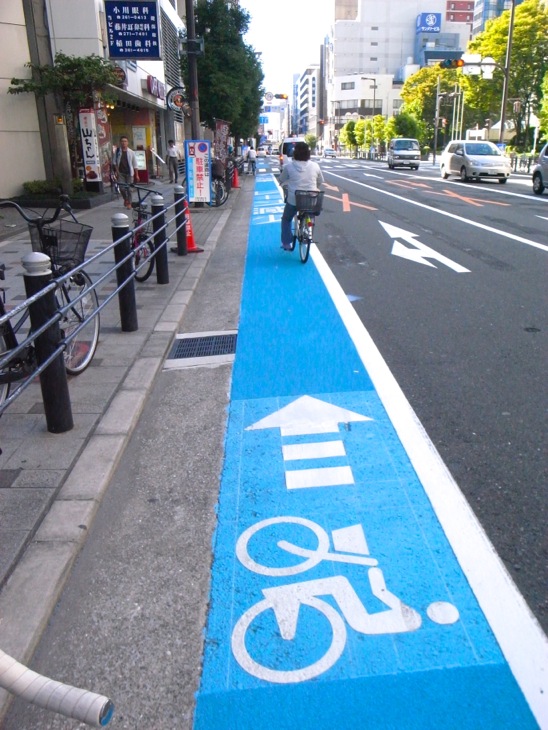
[
  {"x1": 0, "y1": 195, "x2": 72, "y2": 227},
  {"x1": 0, "y1": 648, "x2": 114, "y2": 726}
]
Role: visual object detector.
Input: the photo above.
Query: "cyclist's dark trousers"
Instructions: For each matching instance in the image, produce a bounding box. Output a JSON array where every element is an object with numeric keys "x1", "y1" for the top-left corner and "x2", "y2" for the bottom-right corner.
[{"x1": 281, "y1": 202, "x2": 297, "y2": 246}]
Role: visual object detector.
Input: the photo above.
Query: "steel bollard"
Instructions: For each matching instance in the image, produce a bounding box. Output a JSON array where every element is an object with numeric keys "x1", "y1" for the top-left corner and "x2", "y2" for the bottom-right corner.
[
  {"x1": 22, "y1": 252, "x2": 73, "y2": 433},
  {"x1": 152, "y1": 195, "x2": 169, "y2": 284},
  {"x1": 173, "y1": 185, "x2": 187, "y2": 256},
  {"x1": 111, "y1": 213, "x2": 138, "y2": 332}
]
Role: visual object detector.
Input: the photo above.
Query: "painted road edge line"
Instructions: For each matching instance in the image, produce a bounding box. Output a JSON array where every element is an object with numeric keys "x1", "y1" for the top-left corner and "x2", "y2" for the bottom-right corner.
[{"x1": 310, "y1": 243, "x2": 548, "y2": 728}]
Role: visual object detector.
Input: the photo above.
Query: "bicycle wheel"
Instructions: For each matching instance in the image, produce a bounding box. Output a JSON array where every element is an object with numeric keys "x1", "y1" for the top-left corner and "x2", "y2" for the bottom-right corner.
[
  {"x1": 299, "y1": 215, "x2": 312, "y2": 264},
  {"x1": 59, "y1": 271, "x2": 100, "y2": 375},
  {"x1": 0, "y1": 334, "x2": 11, "y2": 409},
  {"x1": 133, "y1": 234, "x2": 155, "y2": 282},
  {"x1": 213, "y1": 179, "x2": 228, "y2": 206},
  {"x1": 289, "y1": 215, "x2": 297, "y2": 251}
]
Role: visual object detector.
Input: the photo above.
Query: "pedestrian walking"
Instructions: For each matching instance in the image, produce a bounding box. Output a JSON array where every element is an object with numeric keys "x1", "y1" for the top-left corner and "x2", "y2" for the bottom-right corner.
[
  {"x1": 112, "y1": 136, "x2": 140, "y2": 209},
  {"x1": 166, "y1": 140, "x2": 182, "y2": 184}
]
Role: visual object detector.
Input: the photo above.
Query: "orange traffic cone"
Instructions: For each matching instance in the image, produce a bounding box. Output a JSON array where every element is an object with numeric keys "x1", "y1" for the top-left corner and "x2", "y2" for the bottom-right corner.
[
  {"x1": 232, "y1": 165, "x2": 240, "y2": 189},
  {"x1": 184, "y1": 198, "x2": 204, "y2": 253}
]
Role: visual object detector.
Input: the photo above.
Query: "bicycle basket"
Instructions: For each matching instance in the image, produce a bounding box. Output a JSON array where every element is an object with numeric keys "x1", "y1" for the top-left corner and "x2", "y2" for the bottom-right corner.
[
  {"x1": 29, "y1": 219, "x2": 93, "y2": 273},
  {"x1": 295, "y1": 190, "x2": 324, "y2": 215}
]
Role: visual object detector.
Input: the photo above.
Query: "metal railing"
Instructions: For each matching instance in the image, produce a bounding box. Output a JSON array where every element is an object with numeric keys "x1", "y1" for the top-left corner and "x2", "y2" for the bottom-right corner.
[{"x1": 0, "y1": 188, "x2": 190, "y2": 428}]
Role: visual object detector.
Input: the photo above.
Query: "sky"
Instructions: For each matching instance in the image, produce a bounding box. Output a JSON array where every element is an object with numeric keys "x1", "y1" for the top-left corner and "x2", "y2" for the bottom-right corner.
[{"x1": 239, "y1": 0, "x2": 333, "y2": 97}]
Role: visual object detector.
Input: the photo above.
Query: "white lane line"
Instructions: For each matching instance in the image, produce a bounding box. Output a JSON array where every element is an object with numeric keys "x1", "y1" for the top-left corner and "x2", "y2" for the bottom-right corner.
[
  {"x1": 310, "y1": 242, "x2": 548, "y2": 728},
  {"x1": 282, "y1": 441, "x2": 346, "y2": 461},
  {"x1": 325, "y1": 172, "x2": 548, "y2": 252},
  {"x1": 285, "y1": 466, "x2": 355, "y2": 490}
]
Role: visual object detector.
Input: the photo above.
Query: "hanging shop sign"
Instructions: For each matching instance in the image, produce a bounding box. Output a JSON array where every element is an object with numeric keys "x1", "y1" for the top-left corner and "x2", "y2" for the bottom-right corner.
[
  {"x1": 166, "y1": 86, "x2": 191, "y2": 116},
  {"x1": 105, "y1": 1, "x2": 161, "y2": 60},
  {"x1": 79, "y1": 109, "x2": 101, "y2": 181}
]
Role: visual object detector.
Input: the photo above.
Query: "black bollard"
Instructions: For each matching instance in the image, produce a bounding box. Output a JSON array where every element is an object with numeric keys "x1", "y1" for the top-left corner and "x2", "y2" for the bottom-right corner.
[
  {"x1": 22, "y1": 252, "x2": 73, "y2": 433},
  {"x1": 111, "y1": 213, "x2": 138, "y2": 332},
  {"x1": 173, "y1": 185, "x2": 187, "y2": 256},
  {"x1": 152, "y1": 195, "x2": 169, "y2": 284}
]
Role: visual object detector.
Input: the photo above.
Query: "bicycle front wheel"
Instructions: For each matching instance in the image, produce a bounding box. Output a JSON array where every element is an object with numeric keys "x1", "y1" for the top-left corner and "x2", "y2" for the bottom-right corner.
[
  {"x1": 59, "y1": 271, "x2": 100, "y2": 375},
  {"x1": 213, "y1": 179, "x2": 228, "y2": 206},
  {"x1": 133, "y1": 235, "x2": 155, "y2": 282},
  {"x1": 299, "y1": 216, "x2": 312, "y2": 264}
]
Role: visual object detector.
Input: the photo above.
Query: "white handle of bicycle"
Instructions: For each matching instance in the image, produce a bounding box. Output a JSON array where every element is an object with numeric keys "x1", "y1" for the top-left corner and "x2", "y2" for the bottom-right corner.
[{"x1": 0, "y1": 649, "x2": 114, "y2": 727}]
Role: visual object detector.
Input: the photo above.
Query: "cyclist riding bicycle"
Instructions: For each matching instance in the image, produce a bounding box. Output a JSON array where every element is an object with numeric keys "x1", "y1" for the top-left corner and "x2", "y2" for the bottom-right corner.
[{"x1": 279, "y1": 141, "x2": 324, "y2": 251}]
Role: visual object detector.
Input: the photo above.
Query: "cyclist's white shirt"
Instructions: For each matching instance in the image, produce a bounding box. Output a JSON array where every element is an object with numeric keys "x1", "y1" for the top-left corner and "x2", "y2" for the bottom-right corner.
[{"x1": 279, "y1": 160, "x2": 324, "y2": 206}]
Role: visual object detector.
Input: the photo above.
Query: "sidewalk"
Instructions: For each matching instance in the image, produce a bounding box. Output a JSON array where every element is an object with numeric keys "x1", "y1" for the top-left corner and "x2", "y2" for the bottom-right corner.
[{"x1": 0, "y1": 174, "x2": 249, "y2": 721}]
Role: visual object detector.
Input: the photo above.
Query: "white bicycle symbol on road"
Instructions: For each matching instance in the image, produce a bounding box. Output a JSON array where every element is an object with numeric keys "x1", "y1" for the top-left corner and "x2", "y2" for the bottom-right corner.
[{"x1": 231, "y1": 516, "x2": 460, "y2": 684}]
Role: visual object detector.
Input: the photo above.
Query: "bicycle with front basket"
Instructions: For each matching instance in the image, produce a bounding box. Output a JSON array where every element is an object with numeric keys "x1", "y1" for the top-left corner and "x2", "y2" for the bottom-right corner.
[
  {"x1": 289, "y1": 190, "x2": 324, "y2": 264},
  {"x1": 0, "y1": 195, "x2": 100, "y2": 407},
  {"x1": 120, "y1": 183, "x2": 158, "y2": 282}
]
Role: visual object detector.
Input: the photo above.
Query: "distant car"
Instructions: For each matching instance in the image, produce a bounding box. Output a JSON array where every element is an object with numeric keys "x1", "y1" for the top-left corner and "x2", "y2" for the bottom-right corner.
[
  {"x1": 532, "y1": 142, "x2": 548, "y2": 195},
  {"x1": 256, "y1": 146, "x2": 267, "y2": 157},
  {"x1": 271, "y1": 146, "x2": 279, "y2": 156},
  {"x1": 439, "y1": 140, "x2": 511, "y2": 183},
  {"x1": 323, "y1": 148, "x2": 337, "y2": 158},
  {"x1": 387, "y1": 138, "x2": 420, "y2": 169}
]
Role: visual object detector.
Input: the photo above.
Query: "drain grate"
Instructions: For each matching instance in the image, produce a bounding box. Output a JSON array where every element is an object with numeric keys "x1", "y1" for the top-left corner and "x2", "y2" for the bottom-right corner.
[{"x1": 169, "y1": 333, "x2": 237, "y2": 360}]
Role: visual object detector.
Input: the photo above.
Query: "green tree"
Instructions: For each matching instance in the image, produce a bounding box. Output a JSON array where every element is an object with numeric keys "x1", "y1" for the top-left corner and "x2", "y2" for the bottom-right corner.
[
  {"x1": 339, "y1": 120, "x2": 357, "y2": 153},
  {"x1": 305, "y1": 133, "x2": 318, "y2": 151},
  {"x1": 464, "y1": 0, "x2": 548, "y2": 147},
  {"x1": 8, "y1": 53, "x2": 120, "y2": 187},
  {"x1": 8, "y1": 52, "x2": 119, "y2": 108},
  {"x1": 393, "y1": 111, "x2": 421, "y2": 139},
  {"x1": 187, "y1": 0, "x2": 264, "y2": 141}
]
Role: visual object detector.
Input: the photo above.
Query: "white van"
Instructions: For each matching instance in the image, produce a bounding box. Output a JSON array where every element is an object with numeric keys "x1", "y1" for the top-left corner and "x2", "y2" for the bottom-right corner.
[
  {"x1": 279, "y1": 136, "x2": 306, "y2": 170},
  {"x1": 387, "y1": 138, "x2": 421, "y2": 170}
]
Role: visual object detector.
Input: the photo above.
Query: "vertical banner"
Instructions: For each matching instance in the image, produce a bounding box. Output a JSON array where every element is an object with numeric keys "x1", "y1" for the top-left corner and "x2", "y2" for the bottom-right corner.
[
  {"x1": 185, "y1": 140, "x2": 211, "y2": 203},
  {"x1": 79, "y1": 109, "x2": 101, "y2": 182},
  {"x1": 215, "y1": 119, "x2": 230, "y2": 163}
]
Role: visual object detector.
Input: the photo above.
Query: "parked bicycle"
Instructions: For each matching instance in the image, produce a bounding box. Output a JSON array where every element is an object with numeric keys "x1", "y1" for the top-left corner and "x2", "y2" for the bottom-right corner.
[
  {"x1": 211, "y1": 158, "x2": 229, "y2": 207},
  {"x1": 119, "y1": 184, "x2": 157, "y2": 282},
  {"x1": 0, "y1": 196, "x2": 99, "y2": 406},
  {"x1": 289, "y1": 190, "x2": 324, "y2": 264}
]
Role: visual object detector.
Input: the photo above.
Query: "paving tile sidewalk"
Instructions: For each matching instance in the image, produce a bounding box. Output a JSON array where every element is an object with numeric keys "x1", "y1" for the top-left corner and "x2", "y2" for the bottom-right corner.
[{"x1": 0, "y1": 178, "x2": 245, "y2": 710}]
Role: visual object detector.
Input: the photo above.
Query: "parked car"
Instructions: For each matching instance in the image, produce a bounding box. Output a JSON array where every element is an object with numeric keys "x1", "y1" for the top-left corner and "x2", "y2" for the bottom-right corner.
[
  {"x1": 271, "y1": 146, "x2": 280, "y2": 156},
  {"x1": 532, "y1": 142, "x2": 548, "y2": 195},
  {"x1": 323, "y1": 148, "x2": 337, "y2": 158},
  {"x1": 439, "y1": 140, "x2": 511, "y2": 184},
  {"x1": 387, "y1": 138, "x2": 420, "y2": 169},
  {"x1": 257, "y1": 146, "x2": 267, "y2": 157}
]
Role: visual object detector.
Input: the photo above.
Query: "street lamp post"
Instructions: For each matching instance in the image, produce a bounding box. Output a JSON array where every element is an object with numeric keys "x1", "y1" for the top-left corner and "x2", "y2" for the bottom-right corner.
[{"x1": 361, "y1": 77, "x2": 378, "y2": 118}]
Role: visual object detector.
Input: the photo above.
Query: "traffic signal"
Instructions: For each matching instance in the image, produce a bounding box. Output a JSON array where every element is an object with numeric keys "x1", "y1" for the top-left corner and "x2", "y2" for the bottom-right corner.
[
  {"x1": 438, "y1": 58, "x2": 465, "y2": 69},
  {"x1": 274, "y1": 93, "x2": 288, "y2": 99}
]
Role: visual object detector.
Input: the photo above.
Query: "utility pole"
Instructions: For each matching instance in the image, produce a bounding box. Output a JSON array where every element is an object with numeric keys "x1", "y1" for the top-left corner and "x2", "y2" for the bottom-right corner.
[
  {"x1": 499, "y1": 0, "x2": 517, "y2": 143},
  {"x1": 185, "y1": 0, "x2": 201, "y2": 140}
]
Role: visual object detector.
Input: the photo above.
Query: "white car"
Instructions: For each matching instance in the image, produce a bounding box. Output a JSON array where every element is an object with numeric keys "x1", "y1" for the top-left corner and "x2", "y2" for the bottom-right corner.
[
  {"x1": 532, "y1": 142, "x2": 548, "y2": 195},
  {"x1": 439, "y1": 140, "x2": 511, "y2": 184},
  {"x1": 256, "y1": 146, "x2": 267, "y2": 157}
]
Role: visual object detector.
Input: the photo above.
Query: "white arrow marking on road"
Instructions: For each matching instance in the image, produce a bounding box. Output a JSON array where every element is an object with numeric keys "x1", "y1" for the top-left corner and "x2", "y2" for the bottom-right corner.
[
  {"x1": 246, "y1": 395, "x2": 372, "y2": 436},
  {"x1": 247, "y1": 396, "x2": 373, "y2": 490},
  {"x1": 380, "y1": 221, "x2": 470, "y2": 273}
]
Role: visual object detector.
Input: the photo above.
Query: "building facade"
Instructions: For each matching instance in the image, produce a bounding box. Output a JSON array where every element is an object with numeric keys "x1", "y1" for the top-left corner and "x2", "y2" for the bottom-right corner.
[
  {"x1": 0, "y1": 0, "x2": 186, "y2": 198},
  {"x1": 472, "y1": 0, "x2": 524, "y2": 35}
]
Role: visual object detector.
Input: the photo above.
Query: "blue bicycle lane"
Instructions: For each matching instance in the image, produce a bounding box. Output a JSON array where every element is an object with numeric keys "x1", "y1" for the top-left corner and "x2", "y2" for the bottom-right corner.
[{"x1": 194, "y1": 174, "x2": 547, "y2": 729}]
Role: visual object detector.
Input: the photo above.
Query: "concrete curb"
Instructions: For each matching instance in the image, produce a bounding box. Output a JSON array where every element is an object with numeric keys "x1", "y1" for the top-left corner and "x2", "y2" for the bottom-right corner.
[{"x1": 0, "y1": 206, "x2": 232, "y2": 721}]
